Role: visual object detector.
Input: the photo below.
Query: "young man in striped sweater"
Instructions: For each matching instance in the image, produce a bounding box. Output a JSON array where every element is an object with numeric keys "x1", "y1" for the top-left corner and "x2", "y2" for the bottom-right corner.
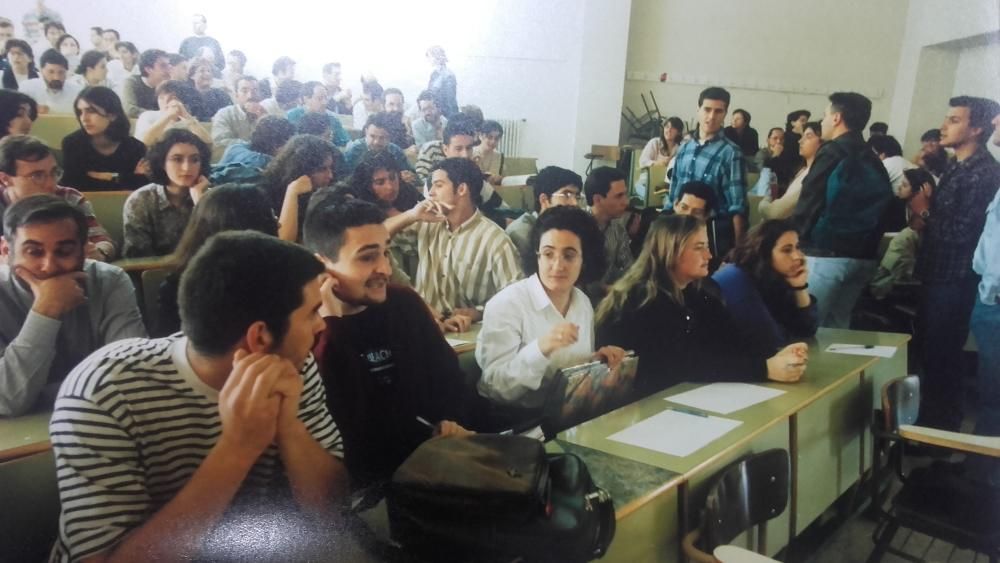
[{"x1": 49, "y1": 231, "x2": 349, "y2": 562}]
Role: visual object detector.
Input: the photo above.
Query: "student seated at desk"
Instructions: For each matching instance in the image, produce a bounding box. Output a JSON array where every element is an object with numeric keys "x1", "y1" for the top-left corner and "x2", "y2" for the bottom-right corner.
[
  {"x1": 155, "y1": 184, "x2": 278, "y2": 336},
  {"x1": 505, "y1": 165, "x2": 584, "y2": 260},
  {"x1": 260, "y1": 134, "x2": 339, "y2": 243},
  {"x1": 0, "y1": 196, "x2": 144, "y2": 417},
  {"x1": 123, "y1": 129, "x2": 211, "y2": 258},
  {"x1": 0, "y1": 90, "x2": 38, "y2": 141},
  {"x1": 60, "y1": 86, "x2": 148, "y2": 191},
  {"x1": 132, "y1": 79, "x2": 213, "y2": 147},
  {"x1": 478, "y1": 206, "x2": 625, "y2": 409},
  {"x1": 595, "y1": 214, "x2": 807, "y2": 400},
  {"x1": 49, "y1": 231, "x2": 348, "y2": 562},
  {"x1": 712, "y1": 219, "x2": 818, "y2": 358},
  {"x1": 384, "y1": 157, "x2": 522, "y2": 330},
  {"x1": 208, "y1": 115, "x2": 295, "y2": 186},
  {"x1": 0, "y1": 135, "x2": 117, "y2": 260},
  {"x1": 304, "y1": 198, "x2": 475, "y2": 489}
]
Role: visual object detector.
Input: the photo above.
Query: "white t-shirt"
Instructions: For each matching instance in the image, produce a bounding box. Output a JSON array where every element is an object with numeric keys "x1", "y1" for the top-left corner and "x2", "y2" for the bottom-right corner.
[{"x1": 18, "y1": 77, "x2": 83, "y2": 114}]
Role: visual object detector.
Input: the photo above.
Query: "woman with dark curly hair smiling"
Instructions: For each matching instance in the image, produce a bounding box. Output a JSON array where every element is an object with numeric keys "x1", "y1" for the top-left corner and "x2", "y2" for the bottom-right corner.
[
  {"x1": 476, "y1": 205, "x2": 625, "y2": 410},
  {"x1": 712, "y1": 218, "x2": 818, "y2": 357},
  {"x1": 122, "y1": 128, "x2": 211, "y2": 257},
  {"x1": 259, "y1": 133, "x2": 339, "y2": 242}
]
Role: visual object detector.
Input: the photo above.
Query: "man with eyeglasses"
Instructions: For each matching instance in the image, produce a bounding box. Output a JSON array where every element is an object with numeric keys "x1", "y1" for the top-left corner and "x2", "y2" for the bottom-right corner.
[
  {"x1": 0, "y1": 135, "x2": 117, "y2": 261},
  {"x1": 506, "y1": 165, "x2": 583, "y2": 259},
  {"x1": 0, "y1": 195, "x2": 145, "y2": 416}
]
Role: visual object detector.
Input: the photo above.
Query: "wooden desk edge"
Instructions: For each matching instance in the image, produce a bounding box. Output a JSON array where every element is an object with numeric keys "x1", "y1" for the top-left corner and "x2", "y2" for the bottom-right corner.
[
  {"x1": 899, "y1": 425, "x2": 1000, "y2": 457},
  {"x1": 615, "y1": 473, "x2": 686, "y2": 520},
  {"x1": 0, "y1": 440, "x2": 52, "y2": 463}
]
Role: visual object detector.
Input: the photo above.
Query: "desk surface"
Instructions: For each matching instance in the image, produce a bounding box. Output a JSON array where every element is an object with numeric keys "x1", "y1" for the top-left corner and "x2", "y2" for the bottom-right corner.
[
  {"x1": 448, "y1": 324, "x2": 481, "y2": 355},
  {"x1": 0, "y1": 409, "x2": 51, "y2": 462},
  {"x1": 558, "y1": 328, "x2": 909, "y2": 516}
]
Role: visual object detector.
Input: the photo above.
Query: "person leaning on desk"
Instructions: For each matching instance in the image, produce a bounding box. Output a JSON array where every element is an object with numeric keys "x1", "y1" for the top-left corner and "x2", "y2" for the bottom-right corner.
[{"x1": 595, "y1": 214, "x2": 808, "y2": 401}]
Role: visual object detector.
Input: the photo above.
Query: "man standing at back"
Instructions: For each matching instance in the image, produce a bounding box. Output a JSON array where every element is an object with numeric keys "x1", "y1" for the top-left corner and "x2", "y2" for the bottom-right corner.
[
  {"x1": 666, "y1": 87, "x2": 747, "y2": 257},
  {"x1": 914, "y1": 96, "x2": 1000, "y2": 431},
  {"x1": 792, "y1": 91, "x2": 893, "y2": 328},
  {"x1": 179, "y1": 14, "x2": 224, "y2": 73}
]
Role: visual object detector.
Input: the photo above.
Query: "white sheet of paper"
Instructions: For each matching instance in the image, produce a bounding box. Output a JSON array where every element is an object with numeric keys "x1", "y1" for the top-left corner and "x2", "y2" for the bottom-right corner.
[
  {"x1": 663, "y1": 383, "x2": 786, "y2": 415},
  {"x1": 607, "y1": 409, "x2": 742, "y2": 457},
  {"x1": 825, "y1": 344, "x2": 897, "y2": 358},
  {"x1": 446, "y1": 338, "x2": 469, "y2": 348}
]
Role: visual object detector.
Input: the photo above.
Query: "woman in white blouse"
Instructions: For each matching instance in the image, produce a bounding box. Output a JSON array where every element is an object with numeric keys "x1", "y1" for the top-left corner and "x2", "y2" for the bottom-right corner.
[
  {"x1": 639, "y1": 116, "x2": 684, "y2": 168},
  {"x1": 476, "y1": 206, "x2": 626, "y2": 409},
  {"x1": 760, "y1": 121, "x2": 822, "y2": 220}
]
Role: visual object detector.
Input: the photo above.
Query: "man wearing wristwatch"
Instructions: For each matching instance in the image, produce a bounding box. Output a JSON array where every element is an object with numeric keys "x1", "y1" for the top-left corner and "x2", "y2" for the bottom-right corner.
[
  {"x1": 915, "y1": 96, "x2": 1000, "y2": 432},
  {"x1": 0, "y1": 135, "x2": 117, "y2": 261}
]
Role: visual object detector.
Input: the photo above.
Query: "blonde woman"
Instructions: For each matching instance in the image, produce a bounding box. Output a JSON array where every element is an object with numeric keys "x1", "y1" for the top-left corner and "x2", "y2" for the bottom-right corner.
[{"x1": 595, "y1": 214, "x2": 807, "y2": 399}]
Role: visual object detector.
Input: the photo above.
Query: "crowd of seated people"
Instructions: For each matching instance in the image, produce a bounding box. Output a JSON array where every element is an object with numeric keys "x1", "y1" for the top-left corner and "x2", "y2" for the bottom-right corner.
[{"x1": 1, "y1": 4, "x2": 999, "y2": 559}]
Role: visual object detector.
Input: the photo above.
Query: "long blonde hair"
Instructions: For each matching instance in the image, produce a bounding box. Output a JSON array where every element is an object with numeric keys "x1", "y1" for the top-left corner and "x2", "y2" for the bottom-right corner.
[{"x1": 595, "y1": 214, "x2": 705, "y2": 324}]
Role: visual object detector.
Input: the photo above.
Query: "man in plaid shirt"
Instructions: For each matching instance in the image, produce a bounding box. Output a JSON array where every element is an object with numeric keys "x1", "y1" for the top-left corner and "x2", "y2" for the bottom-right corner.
[
  {"x1": 915, "y1": 95, "x2": 1000, "y2": 431},
  {"x1": 665, "y1": 87, "x2": 747, "y2": 259}
]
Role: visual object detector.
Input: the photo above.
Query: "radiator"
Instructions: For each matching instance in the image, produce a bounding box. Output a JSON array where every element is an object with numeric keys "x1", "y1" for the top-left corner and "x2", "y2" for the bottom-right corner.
[{"x1": 493, "y1": 118, "x2": 526, "y2": 157}]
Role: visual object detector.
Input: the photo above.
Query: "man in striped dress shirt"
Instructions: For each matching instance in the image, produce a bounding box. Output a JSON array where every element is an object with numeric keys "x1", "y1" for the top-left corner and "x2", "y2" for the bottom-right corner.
[
  {"x1": 49, "y1": 231, "x2": 349, "y2": 562},
  {"x1": 386, "y1": 157, "x2": 522, "y2": 331}
]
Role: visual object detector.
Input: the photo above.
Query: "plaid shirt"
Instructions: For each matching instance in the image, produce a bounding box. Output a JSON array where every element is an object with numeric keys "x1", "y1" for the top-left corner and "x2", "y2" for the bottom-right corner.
[
  {"x1": 666, "y1": 133, "x2": 747, "y2": 217},
  {"x1": 917, "y1": 147, "x2": 1000, "y2": 283}
]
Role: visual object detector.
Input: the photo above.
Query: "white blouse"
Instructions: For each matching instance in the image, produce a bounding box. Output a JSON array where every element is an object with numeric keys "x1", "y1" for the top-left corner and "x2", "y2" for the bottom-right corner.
[{"x1": 476, "y1": 274, "x2": 595, "y2": 408}]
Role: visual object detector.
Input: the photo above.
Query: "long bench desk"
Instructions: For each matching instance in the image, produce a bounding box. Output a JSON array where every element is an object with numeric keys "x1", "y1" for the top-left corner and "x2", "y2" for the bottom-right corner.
[{"x1": 552, "y1": 328, "x2": 910, "y2": 562}]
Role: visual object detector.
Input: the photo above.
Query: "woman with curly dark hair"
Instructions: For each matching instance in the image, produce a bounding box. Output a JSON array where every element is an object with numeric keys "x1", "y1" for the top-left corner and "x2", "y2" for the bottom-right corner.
[
  {"x1": 122, "y1": 128, "x2": 211, "y2": 257},
  {"x1": 712, "y1": 218, "x2": 818, "y2": 357},
  {"x1": 476, "y1": 205, "x2": 625, "y2": 409},
  {"x1": 259, "y1": 133, "x2": 339, "y2": 242},
  {"x1": 348, "y1": 149, "x2": 422, "y2": 215},
  {"x1": 61, "y1": 86, "x2": 147, "y2": 191}
]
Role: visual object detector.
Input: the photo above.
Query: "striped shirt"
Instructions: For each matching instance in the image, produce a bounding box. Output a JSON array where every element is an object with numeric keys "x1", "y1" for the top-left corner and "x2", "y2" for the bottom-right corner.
[
  {"x1": 410, "y1": 210, "x2": 523, "y2": 314},
  {"x1": 49, "y1": 336, "x2": 343, "y2": 562},
  {"x1": 666, "y1": 134, "x2": 747, "y2": 217},
  {"x1": 414, "y1": 140, "x2": 446, "y2": 185}
]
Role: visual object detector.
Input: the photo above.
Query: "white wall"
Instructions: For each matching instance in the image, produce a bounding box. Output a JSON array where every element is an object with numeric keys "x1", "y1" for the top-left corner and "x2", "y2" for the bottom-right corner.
[
  {"x1": 4, "y1": 0, "x2": 632, "y2": 172},
  {"x1": 620, "y1": 0, "x2": 910, "y2": 144},
  {"x1": 889, "y1": 0, "x2": 1000, "y2": 154},
  {"x1": 954, "y1": 39, "x2": 1000, "y2": 160}
]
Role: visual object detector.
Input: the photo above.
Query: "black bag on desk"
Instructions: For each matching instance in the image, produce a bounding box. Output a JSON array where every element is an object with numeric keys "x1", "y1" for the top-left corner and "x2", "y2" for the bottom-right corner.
[{"x1": 387, "y1": 434, "x2": 616, "y2": 562}]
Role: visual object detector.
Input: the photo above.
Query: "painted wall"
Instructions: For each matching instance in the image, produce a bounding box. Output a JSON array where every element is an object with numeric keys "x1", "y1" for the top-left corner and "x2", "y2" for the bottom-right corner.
[
  {"x1": 4, "y1": 0, "x2": 632, "y2": 172},
  {"x1": 620, "y1": 0, "x2": 910, "y2": 144}
]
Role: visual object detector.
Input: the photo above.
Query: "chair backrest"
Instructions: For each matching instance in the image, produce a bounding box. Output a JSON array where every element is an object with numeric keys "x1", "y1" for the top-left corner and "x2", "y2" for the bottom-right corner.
[
  {"x1": 702, "y1": 448, "x2": 790, "y2": 549},
  {"x1": 81, "y1": 190, "x2": 132, "y2": 250},
  {"x1": 0, "y1": 451, "x2": 61, "y2": 561},
  {"x1": 881, "y1": 375, "x2": 920, "y2": 432}
]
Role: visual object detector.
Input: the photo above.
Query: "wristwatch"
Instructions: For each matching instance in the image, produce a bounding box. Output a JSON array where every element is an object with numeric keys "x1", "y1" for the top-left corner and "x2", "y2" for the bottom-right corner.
[{"x1": 919, "y1": 209, "x2": 930, "y2": 220}]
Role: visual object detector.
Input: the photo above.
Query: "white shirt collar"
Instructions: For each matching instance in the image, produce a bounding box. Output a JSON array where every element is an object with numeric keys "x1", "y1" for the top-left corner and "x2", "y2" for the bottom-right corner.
[{"x1": 171, "y1": 336, "x2": 220, "y2": 401}]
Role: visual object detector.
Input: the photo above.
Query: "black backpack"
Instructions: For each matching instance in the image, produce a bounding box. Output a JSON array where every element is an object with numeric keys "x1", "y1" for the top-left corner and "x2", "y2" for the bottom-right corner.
[
  {"x1": 808, "y1": 145, "x2": 894, "y2": 258},
  {"x1": 387, "y1": 435, "x2": 616, "y2": 562}
]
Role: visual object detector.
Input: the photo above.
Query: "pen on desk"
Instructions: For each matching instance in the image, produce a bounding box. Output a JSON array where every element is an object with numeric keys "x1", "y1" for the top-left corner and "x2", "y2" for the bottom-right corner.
[
  {"x1": 667, "y1": 405, "x2": 709, "y2": 418},
  {"x1": 829, "y1": 345, "x2": 875, "y2": 351}
]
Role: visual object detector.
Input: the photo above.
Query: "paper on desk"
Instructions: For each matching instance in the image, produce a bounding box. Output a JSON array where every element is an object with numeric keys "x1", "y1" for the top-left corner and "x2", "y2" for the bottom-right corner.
[
  {"x1": 825, "y1": 343, "x2": 897, "y2": 358},
  {"x1": 446, "y1": 337, "x2": 470, "y2": 348},
  {"x1": 664, "y1": 383, "x2": 786, "y2": 415},
  {"x1": 608, "y1": 409, "x2": 742, "y2": 457}
]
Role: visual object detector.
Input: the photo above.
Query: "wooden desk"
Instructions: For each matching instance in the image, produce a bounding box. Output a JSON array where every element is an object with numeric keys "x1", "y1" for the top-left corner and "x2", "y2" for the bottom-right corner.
[
  {"x1": 555, "y1": 328, "x2": 909, "y2": 562},
  {"x1": 0, "y1": 409, "x2": 51, "y2": 462}
]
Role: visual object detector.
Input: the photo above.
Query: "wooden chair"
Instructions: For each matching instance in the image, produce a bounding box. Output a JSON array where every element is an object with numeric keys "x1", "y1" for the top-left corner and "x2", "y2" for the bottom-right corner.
[
  {"x1": 0, "y1": 451, "x2": 60, "y2": 562},
  {"x1": 683, "y1": 449, "x2": 790, "y2": 562},
  {"x1": 867, "y1": 375, "x2": 1000, "y2": 563},
  {"x1": 81, "y1": 190, "x2": 132, "y2": 250}
]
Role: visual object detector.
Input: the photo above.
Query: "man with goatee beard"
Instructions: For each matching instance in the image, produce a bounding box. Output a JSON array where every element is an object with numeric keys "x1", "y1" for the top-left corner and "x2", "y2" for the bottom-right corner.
[
  {"x1": 304, "y1": 195, "x2": 478, "y2": 490},
  {"x1": 18, "y1": 49, "x2": 80, "y2": 114}
]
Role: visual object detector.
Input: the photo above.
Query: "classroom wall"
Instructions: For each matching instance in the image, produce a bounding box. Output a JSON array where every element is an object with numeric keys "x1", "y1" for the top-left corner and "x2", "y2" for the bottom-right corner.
[
  {"x1": 954, "y1": 38, "x2": 1000, "y2": 161},
  {"x1": 620, "y1": 0, "x2": 910, "y2": 145},
  {"x1": 3, "y1": 0, "x2": 632, "y2": 173},
  {"x1": 889, "y1": 0, "x2": 1000, "y2": 155}
]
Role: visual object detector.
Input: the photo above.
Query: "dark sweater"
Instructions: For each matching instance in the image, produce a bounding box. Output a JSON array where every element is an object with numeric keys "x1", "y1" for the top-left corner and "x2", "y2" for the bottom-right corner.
[
  {"x1": 60, "y1": 130, "x2": 148, "y2": 191},
  {"x1": 312, "y1": 284, "x2": 478, "y2": 488},
  {"x1": 712, "y1": 264, "x2": 817, "y2": 357},
  {"x1": 595, "y1": 279, "x2": 767, "y2": 400}
]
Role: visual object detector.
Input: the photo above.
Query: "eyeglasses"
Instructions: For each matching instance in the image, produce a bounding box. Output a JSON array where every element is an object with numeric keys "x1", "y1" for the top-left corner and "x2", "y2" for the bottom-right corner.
[
  {"x1": 19, "y1": 167, "x2": 63, "y2": 186},
  {"x1": 538, "y1": 250, "x2": 580, "y2": 264}
]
